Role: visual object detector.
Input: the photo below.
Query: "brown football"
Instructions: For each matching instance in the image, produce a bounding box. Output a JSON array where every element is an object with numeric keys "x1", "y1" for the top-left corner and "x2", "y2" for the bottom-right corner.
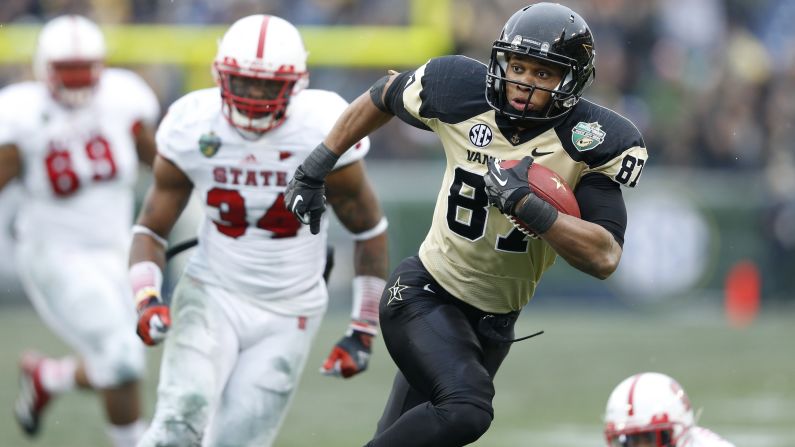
[{"x1": 499, "y1": 159, "x2": 580, "y2": 233}]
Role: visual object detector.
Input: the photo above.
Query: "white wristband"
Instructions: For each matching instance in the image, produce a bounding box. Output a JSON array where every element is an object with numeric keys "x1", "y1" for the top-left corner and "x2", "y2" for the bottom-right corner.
[
  {"x1": 351, "y1": 275, "x2": 385, "y2": 333},
  {"x1": 132, "y1": 224, "x2": 168, "y2": 248},
  {"x1": 129, "y1": 261, "x2": 163, "y2": 306},
  {"x1": 351, "y1": 217, "x2": 388, "y2": 241}
]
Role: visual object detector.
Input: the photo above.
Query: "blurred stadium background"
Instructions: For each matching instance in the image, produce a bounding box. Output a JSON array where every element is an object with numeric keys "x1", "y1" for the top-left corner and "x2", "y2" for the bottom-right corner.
[{"x1": 1, "y1": 0, "x2": 794, "y2": 446}]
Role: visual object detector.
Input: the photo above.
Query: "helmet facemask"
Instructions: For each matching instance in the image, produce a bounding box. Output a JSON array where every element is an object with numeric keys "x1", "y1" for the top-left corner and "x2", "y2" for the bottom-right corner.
[
  {"x1": 47, "y1": 60, "x2": 104, "y2": 108},
  {"x1": 486, "y1": 42, "x2": 590, "y2": 123},
  {"x1": 212, "y1": 15, "x2": 310, "y2": 139},
  {"x1": 214, "y1": 63, "x2": 306, "y2": 135},
  {"x1": 605, "y1": 421, "x2": 678, "y2": 447}
]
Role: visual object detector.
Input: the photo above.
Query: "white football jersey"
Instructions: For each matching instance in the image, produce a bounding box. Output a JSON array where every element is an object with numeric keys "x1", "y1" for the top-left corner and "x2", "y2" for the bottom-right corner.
[
  {"x1": 156, "y1": 87, "x2": 369, "y2": 315},
  {"x1": 682, "y1": 426, "x2": 736, "y2": 447},
  {"x1": 0, "y1": 68, "x2": 160, "y2": 250}
]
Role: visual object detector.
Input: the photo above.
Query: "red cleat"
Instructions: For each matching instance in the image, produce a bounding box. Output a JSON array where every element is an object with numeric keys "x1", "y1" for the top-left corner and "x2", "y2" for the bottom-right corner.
[{"x1": 14, "y1": 352, "x2": 52, "y2": 436}]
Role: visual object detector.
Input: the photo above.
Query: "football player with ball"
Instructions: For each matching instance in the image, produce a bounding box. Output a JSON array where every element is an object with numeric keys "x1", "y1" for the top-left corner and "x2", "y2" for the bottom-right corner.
[{"x1": 286, "y1": 2, "x2": 648, "y2": 446}]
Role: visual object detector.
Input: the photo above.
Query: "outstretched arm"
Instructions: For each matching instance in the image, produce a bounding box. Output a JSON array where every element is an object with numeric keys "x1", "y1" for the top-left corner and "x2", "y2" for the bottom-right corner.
[
  {"x1": 285, "y1": 74, "x2": 398, "y2": 234},
  {"x1": 323, "y1": 76, "x2": 397, "y2": 156},
  {"x1": 319, "y1": 160, "x2": 389, "y2": 378},
  {"x1": 129, "y1": 155, "x2": 193, "y2": 345}
]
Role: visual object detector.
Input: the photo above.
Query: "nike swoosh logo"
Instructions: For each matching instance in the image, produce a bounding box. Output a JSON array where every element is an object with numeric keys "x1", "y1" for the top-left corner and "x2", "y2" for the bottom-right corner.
[
  {"x1": 422, "y1": 284, "x2": 435, "y2": 293},
  {"x1": 291, "y1": 195, "x2": 310, "y2": 224},
  {"x1": 531, "y1": 147, "x2": 554, "y2": 157},
  {"x1": 291, "y1": 195, "x2": 304, "y2": 214},
  {"x1": 490, "y1": 159, "x2": 508, "y2": 186}
]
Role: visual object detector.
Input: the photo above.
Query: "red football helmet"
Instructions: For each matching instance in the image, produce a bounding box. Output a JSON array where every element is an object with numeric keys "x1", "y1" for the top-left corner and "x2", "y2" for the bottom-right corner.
[
  {"x1": 212, "y1": 15, "x2": 309, "y2": 136},
  {"x1": 34, "y1": 15, "x2": 106, "y2": 108}
]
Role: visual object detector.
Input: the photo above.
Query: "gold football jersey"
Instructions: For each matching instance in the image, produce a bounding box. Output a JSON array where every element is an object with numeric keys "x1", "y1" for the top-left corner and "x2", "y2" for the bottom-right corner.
[{"x1": 393, "y1": 56, "x2": 648, "y2": 313}]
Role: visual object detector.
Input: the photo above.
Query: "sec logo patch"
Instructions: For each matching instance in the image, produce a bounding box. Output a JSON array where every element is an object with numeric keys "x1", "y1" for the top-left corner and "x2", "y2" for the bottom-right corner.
[{"x1": 469, "y1": 124, "x2": 493, "y2": 148}]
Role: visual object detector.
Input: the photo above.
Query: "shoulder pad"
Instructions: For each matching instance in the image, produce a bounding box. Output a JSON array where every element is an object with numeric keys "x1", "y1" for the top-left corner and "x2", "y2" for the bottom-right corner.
[
  {"x1": 408, "y1": 55, "x2": 492, "y2": 125},
  {"x1": 555, "y1": 99, "x2": 646, "y2": 168}
]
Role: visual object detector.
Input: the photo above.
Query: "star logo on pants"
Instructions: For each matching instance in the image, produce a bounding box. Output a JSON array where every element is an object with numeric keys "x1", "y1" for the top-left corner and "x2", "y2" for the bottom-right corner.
[{"x1": 387, "y1": 277, "x2": 409, "y2": 305}]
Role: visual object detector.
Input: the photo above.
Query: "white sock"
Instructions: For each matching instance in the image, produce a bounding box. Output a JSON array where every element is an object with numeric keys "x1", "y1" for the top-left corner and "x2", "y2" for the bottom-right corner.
[
  {"x1": 107, "y1": 419, "x2": 147, "y2": 447},
  {"x1": 39, "y1": 356, "x2": 78, "y2": 394}
]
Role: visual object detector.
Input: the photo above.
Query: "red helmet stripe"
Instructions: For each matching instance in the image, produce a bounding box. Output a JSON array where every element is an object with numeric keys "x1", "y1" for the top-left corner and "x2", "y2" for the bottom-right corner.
[
  {"x1": 256, "y1": 15, "x2": 271, "y2": 59},
  {"x1": 69, "y1": 15, "x2": 82, "y2": 58},
  {"x1": 627, "y1": 373, "x2": 643, "y2": 416}
]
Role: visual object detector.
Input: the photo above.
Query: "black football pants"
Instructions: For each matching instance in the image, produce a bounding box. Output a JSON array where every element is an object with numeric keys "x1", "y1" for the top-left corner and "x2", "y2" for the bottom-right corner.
[{"x1": 365, "y1": 256, "x2": 517, "y2": 447}]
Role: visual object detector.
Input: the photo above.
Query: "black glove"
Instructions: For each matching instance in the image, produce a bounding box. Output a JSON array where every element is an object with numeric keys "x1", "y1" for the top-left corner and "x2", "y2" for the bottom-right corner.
[
  {"x1": 484, "y1": 156, "x2": 558, "y2": 234},
  {"x1": 484, "y1": 156, "x2": 533, "y2": 215},
  {"x1": 285, "y1": 143, "x2": 340, "y2": 234},
  {"x1": 284, "y1": 166, "x2": 326, "y2": 234}
]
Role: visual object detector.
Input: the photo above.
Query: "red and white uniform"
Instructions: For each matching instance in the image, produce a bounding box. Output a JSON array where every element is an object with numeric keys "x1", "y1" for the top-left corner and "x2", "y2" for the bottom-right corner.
[
  {"x1": 680, "y1": 427, "x2": 736, "y2": 447},
  {"x1": 604, "y1": 372, "x2": 736, "y2": 447},
  {"x1": 157, "y1": 86, "x2": 368, "y2": 315},
  {"x1": 142, "y1": 87, "x2": 368, "y2": 447},
  {"x1": 2, "y1": 69, "x2": 158, "y2": 249},
  {"x1": 0, "y1": 68, "x2": 159, "y2": 387}
]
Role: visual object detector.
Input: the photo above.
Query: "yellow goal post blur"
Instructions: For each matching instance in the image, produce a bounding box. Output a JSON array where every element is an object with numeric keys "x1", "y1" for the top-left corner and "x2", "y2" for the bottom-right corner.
[{"x1": 0, "y1": 0, "x2": 452, "y2": 90}]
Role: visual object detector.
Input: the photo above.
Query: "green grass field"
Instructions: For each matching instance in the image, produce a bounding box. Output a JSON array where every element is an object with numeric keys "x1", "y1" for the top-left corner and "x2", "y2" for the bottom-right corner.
[{"x1": 0, "y1": 305, "x2": 793, "y2": 446}]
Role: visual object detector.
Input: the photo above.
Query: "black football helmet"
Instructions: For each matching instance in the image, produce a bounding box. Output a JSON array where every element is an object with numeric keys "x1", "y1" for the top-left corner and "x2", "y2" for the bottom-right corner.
[{"x1": 486, "y1": 3, "x2": 596, "y2": 122}]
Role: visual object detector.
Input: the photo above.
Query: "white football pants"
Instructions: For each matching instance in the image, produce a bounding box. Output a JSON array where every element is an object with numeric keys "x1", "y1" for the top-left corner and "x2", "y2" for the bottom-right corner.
[
  {"x1": 139, "y1": 274, "x2": 325, "y2": 447},
  {"x1": 16, "y1": 241, "x2": 145, "y2": 388}
]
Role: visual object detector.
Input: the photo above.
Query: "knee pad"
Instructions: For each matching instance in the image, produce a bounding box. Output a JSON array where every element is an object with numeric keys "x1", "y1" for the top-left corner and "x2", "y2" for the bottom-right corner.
[
  {"x1": 85, "y1": 332, "x2": 146, "y2": 388},
  {"x1": 440, "y1": 402, "x2": 492, "y2": 444}
]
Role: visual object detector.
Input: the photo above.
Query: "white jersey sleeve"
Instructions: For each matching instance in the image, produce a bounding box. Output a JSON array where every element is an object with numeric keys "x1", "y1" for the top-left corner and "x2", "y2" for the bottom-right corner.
[
  {"x1": 156, "y1": 88, "x2": 218, "y2": 173},
  {"x1": 0, "y1": 82, "x2": 41, "y2": 146},
  {"x1": 101, "y1": 68, "x2": 161, "y2": 128}
]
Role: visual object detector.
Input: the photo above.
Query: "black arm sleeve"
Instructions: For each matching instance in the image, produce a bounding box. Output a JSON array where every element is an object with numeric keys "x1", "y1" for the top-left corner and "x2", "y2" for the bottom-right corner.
[
  {"x1": 574, "y1": 173, "x2": 627, "y2": 247},
  {"x1": 369, "y1": 74, "x2": 391, "y2": 113},
  {"x1": 382, "y1": 70, "x2": 432, "y2": 131}
]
